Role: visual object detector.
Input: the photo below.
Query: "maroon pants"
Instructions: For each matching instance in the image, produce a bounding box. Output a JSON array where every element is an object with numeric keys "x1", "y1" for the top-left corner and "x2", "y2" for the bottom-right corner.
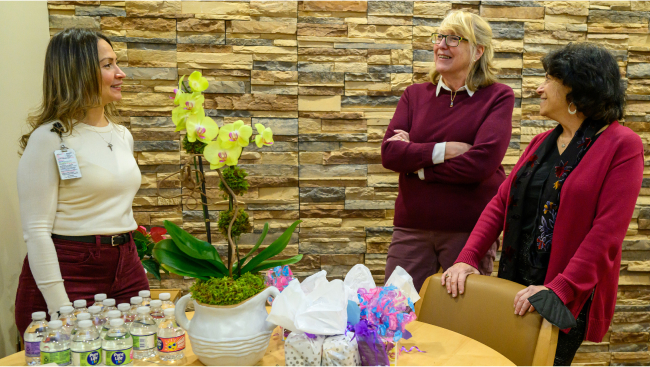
[
  {"x1": 15, "y1": 235, "x2": 149, "y2": 337},
  {"x1": 385, "y1": 227, "x2": 498, "y2": 292}
]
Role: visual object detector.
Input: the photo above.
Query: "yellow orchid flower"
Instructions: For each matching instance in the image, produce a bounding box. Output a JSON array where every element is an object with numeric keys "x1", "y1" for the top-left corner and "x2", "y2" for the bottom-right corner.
[
  {"x1": 171, "y1": 92, "x2": 204, "y2": 132},
  {"x1": 187, "y1": 115, "x2": 219, "y2": 143},
  {"x1": 254, "y1": 123, "x2": 274, "y2": 148},
  {"x1": 204, "y1": 139, "x2": 242, "y2": 169},
  {"x1": 218, "y1": 120, "x2": 253, "y2": 149},
  {"x1": 172, "y1": 75, "x2": 186, "y2": 105},
  {"x1": 188, "y1": 71, "x2": 209, "y2": 93}
]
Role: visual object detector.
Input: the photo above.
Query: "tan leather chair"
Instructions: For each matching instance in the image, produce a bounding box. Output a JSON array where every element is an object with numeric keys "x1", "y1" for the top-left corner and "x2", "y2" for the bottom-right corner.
[{"x1": 415, "y1": 274, "x2": 559, "y2": 366}]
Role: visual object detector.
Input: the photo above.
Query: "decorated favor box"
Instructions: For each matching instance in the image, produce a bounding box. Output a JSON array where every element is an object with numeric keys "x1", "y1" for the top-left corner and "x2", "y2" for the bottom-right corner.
[
  {"x1": 285, "y1": 332, "x2": 326, "y2": 366},
  {"x1": 321, "y1": 332, "x2": 361, "y2": 366}
]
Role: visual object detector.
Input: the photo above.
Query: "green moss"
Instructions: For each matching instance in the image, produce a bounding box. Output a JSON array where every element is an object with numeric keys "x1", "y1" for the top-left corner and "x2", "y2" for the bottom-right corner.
[
  {"x1": 182, "y1": 135, "x2": 206, "y2": 155},
  {"x1": 217, "y1": 209, "x2": 251, "y2": 238},
  {"x1": 190, "y1": 273, "x2": 266, "y2": 306},
  {"x1": 219, "y1": 166, "x2": 249, "y2": 199}
]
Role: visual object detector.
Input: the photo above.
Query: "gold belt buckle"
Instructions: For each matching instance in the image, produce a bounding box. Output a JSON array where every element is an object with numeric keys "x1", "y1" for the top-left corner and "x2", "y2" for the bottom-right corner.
[{"x1": 111, "y1": 235, "x2": 120, "y2": 246}]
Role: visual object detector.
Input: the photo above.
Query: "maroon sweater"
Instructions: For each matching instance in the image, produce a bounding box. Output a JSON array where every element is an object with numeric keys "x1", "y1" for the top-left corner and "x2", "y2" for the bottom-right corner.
[
  {"x1": 381, "y1": 82, "x2": 515, "y2": 232},
  {"x1": 456, "y1": 122, "x2": 644, "y2": 342}
]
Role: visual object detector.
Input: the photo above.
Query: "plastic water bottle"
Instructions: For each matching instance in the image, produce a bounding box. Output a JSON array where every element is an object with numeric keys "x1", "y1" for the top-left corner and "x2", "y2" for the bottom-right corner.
[
  {"x1": 149, "y1": 300, "x2": 164, "y2": 326},
  {"x1": 126, "y1": 297, "x2": 142, "y2": 326},
  {"x1": 156, "y1": 308, "x2": 185, "y2": 361},
  {"x1": 72, "y1": 313, "x2": 90, "y2": 336},
  {"x1": 138, "y1": 291, "x2": 151, "y2": 307},
  {"x1": 59, "y1": 306, "x2": 76, "y2": 335},
  {"x1": 158, "y1": 293, "x2": 174, "y2": 310},
  {"x1": 102, "y1": 319, "x2": 133, "y2": 366},
  {"x1": 41, "y1": 320, "x2": 71, "y2": 366},
  {"x1": 100, "y1": 310, "x2": 122, "y2": 340},
  {"x1": 92, "y1": 294, "x2": 107, "y2": 311},
  {"x1": 130, "y1": 307, "x2": 157, "y2": 360},
  {"x1": 71, "y1": 320, "x2": 101, "y2": 366},
  {"x1": 87, "y1": 306, "x2": 103, "y2": 333},
  {"x1": 100, "y1": 299, "x2": 117, "y2": 319},
  {"x1": 117, "y1": 304, "x2": 130, "y2": 327},
  {"x1": 73, "y1": 300, "x2": 88, "y2": 316},
  {"x1": 25, "y1": 311, "x2": 48, "y2": 365}
]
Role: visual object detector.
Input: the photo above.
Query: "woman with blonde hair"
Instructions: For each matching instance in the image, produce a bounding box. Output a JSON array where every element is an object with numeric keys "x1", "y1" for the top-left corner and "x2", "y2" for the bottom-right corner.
[
  {"x1": 382, "y1": 10, "x2": 515, "y2": 291},
  {"x1": 15, "y1": 28, "x2": 147, "y2": 336}
]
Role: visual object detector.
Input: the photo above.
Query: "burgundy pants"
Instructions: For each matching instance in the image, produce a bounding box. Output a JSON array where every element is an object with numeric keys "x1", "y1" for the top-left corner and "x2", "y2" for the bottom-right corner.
[
  {"x1": 385, "y1": 227, "x2": 498, "y2": 292},
  {"x1": 15, "y1": 235, "x2": 149, "y2": 337}
]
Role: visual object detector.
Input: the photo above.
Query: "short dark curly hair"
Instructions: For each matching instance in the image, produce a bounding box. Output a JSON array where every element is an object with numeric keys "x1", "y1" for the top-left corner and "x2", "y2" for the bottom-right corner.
[{"x1": 542, "y1": 43, "x2": 625, "y2": 124}]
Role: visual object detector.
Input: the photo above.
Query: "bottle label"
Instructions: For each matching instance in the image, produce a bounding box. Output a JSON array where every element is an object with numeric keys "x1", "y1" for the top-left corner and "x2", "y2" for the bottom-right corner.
[
  {"x1": 103, "y1": 348, "x2": 133, "y2": 366},
  {"x1": 132, "y1": 333, "x2": 156, "y2": 350},
  {"x1": 157, "y1": 335, "x2": 185, "y2": 353},
  {"x1": 72, "y1": 348, "x2": 101, "y2": 366},
  {"x1": 41, "y1": 349, "x2": 71, "y2": 365},
  {"x1": 25, "y1": 341, "x2": 41, "y2": 358}
]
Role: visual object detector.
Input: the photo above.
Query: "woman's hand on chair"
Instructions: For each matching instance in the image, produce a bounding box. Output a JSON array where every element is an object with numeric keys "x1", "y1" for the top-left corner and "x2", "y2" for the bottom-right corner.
[
  {"x1": 441, "y1": 262, "x2": 479, "y2": 298},
  {"x1": 387, "y1": 129, "x2": 410, "y2": 143},
  {"x1": 513, "y1": 285, "x2": 548, "y2": 316}
]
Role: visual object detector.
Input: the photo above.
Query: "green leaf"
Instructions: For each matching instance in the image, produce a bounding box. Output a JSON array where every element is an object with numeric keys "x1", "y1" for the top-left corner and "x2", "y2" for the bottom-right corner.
[
  {"x1": 153, "y1": 239, "x2": 223, "y2": 280},
  {"x1": 249, "y1": 254, "x2": 303, "y2": 274},
  {"x1": 142, "y1": 259, "x2": 161, "y2": 281},
  {"x1": 234, "y1": 222, "x2": 269, "y2": 273},
  {"x1": 133, "y1": 231, "x2": 148, "y2": 241},
  {"x1": 240, "y1": 220, "x2": 301, "y2": 274},
  {"x1": 163, "y1": 220, "x2": 228, "y2": 275}
]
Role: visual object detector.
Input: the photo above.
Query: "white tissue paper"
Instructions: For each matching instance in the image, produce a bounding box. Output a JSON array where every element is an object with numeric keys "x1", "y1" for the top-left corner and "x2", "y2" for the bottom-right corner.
[
  {"x1": 321, "y1": 333, "x2": 361, "y2": 366},
  {"x1": 385, "y1": 265, "x2": 421, "y2": 303},
  {"x1": 343, "y1": 264, "x2": 376, "y2": 304},
  {"x1": 285, "y1": 332, "x2": 326, "y2": 366}
]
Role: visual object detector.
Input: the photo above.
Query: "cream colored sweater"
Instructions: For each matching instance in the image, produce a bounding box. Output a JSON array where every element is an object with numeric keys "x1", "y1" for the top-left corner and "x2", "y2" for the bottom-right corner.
[{"x1": 17, "y1": 120, "x2": 141, "y2": 317}]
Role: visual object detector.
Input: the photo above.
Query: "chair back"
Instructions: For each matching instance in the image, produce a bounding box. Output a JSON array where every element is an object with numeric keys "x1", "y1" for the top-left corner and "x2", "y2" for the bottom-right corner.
[{"x1": 415, "y1": 274, "x2": 558, "y2": 366}]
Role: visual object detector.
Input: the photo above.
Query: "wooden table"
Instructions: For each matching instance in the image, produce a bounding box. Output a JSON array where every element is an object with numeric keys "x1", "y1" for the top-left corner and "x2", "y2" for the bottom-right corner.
[{"x1": 1, "y1": 313, "x2": 514, "y2": 366}]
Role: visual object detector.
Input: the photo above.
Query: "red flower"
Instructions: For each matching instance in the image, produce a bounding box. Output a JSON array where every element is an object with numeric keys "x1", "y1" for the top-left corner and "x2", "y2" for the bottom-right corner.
[
  {"x1": 527, "y1": 154, "x2": 538, "y2": 167},
  {"x1": 136, "y1": 226, "x2": 148, "y2": 236},
  {"x1": 555, "y1": 161, "x2": 570, "y2": 178},
  {"x1": 578, "y1": 138, "x2": 592, "y2": 149},
  {"x1": 150, "y1": 227, "x2": 167, "y2": 243}
]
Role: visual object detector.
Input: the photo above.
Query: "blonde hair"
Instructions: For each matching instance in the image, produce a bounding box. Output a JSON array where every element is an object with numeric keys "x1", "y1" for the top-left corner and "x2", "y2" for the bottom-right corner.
[
  {"x1": 20, "y1": 28, "x2": 119, "y2": 152},
  {"x1": 429, "y1": 10, "x2": 498, "y2": 91}
]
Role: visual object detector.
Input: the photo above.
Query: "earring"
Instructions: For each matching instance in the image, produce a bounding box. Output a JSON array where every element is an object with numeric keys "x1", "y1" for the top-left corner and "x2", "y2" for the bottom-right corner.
[{"x1": 568, "y1": 102, "x2": 577, "y2": 115}]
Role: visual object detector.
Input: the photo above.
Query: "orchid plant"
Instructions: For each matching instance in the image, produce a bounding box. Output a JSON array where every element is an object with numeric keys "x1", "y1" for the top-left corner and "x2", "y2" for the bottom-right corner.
[{"x1": 154, "y1": 71, "x2": 298, "y2": 280}]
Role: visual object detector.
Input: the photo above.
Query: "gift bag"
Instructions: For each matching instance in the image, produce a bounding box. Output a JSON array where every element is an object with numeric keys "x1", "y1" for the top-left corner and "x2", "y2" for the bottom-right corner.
[
  {"x1": 322, "y1": 332, "x2": 361, "y2": 366},
  {"x1": 354, "y1": 320, "x2": 389, "y2": 366},
  {"x1": 285, "y1": 331, "x2": 326, "y2": 366}
]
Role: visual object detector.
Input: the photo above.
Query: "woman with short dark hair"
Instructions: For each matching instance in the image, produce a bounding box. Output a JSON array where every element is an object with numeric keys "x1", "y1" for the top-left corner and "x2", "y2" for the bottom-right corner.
[{"x1": 444, "y1": 43, "x2": 643, "y2": 365}]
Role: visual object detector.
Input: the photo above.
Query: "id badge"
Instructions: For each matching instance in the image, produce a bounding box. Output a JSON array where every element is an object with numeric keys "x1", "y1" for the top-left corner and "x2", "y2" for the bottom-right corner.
[{"x1": 54, "y1": 148, "x2": 82, "y2": 180}]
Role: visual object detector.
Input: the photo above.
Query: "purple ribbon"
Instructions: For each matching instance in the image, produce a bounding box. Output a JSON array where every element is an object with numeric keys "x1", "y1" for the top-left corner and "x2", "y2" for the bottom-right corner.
[
  {"x1": 400, "y1": 346, "x2": 426, "y2": 353},
  {"x1": 304, "y1": 332, "x2": 318, "y2": 339}
]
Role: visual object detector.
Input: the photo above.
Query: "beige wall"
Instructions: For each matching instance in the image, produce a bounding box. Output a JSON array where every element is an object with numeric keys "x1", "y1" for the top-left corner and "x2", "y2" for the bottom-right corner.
[{"x1": 0, "y1": 1, "x2": 49, "y2": 358}]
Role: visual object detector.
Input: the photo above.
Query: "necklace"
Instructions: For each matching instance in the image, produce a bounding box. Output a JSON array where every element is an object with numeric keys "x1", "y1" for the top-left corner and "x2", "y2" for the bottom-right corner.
[
  {"x1": 450, "y1": 89, "x2": 458, "y2": 107},
  {"x1": 88, "y1": 124, "x2": 114, "y2": 151}
]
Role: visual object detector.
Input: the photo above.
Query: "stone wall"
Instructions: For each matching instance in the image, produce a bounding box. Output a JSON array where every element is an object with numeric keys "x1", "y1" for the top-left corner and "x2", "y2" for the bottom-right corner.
[{"x1": 47, "y1": 1, "x2": 650, "y2": 365}]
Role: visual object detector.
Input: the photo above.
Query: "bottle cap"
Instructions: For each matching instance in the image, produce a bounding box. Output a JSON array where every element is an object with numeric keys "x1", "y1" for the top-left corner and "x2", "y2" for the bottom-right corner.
[
  {"x1": 94, "y1": 293, "x2": 107, "y2": 301},
  {"x1": 59, "y1": 305, "x2": 74, "y2": 314},
  {"x1": 87, "y1": 306, "x2": 101, "y2": 314},
  {"x1": 137, "y1": 306, "x2": 151, "y2": 314},
  {"x1": 159, "y1": 293, "x2": 170, "y2": 301},
  {"x1": 130, "y1": 296, "x2": 143, "y2": 305},
  {"x1": 150, "y1": 300, "x2": 162, "y2": 308},
  {"x1": 103, "y1": 299, "x2": 116, "y2": 307},
  {"x1": 117, "y1": 303, "x2": 130, "y2": 312},
  {"x1": 77, "y1": 313, "x2": 90, "y2": 321},
  {"x1": 163, "y1": 308, "x2": 175, "y2": 317},
  {"x1": 73, "y1": 300, "x2": 87, "y2": 308},
  {"x1": 32, "y1": 312, "x2": 46, "y2": 320},
  {"x1": 139, "y1": 290, "x2": 151, "y2": 298},
  {"x1": 48, "y1": 320, "x2": 63, "y2": 329},
  {"x1": 109, "y1": 318, "x2": 125, "y2": 327},
  {"x1": 78, "y1": 320, "x2": 93, "y2": 328},
  {"x1": 106, "y1": 310, "x2": 121, "y2": 318}
]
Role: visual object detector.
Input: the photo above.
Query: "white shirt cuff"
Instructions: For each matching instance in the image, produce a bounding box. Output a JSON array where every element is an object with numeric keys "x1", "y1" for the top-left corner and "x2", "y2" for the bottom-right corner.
[
  {"x1": 433, "y1": 142, "x2": 446, "y2": 165},
  {"x1": 418, "y1": 168, "x2": 425, "y2": 180}
]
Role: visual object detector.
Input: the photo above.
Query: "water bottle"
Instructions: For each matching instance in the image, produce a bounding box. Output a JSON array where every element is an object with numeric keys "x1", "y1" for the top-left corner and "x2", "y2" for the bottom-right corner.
[
  {"x1": 71, "y1": 320, "x2": 101, "y2": 366},
  {"x1": 102, "y1": 319, "x2": 133, "y2": 366},
  {"x1": 41, "y1": 320, "x2": 71, "y2": 366},
  {"x1": 130, "y1": 307, "x2": 157, "y2": 360},
  {"x1": 72, "y1": 313, "x2": 90, "y2": 336},
  {"x1": 87, "y1": 306, "x2": 103, "y2": 333},
  {"x1": 126, "y1": 297, "x2": 142, "y2": 326},
  {"x1": 92, "y1": 294, "x2": 107, "y2": 311},
  {"x1": 149, "y1": 300, "x2": 164, "y2": 326},
  {"x1": 100, "y1": 310, "x2": 122, "y2": 340},
  {"x1": 158, "y1": 293, "x2": 174, "y2": 310},
  {"x1": 25, "y1": 311, "x2": 48, "y2": 365},
  {"x1": 59, "y1": 306, "x2": 76, "y2": 335},
  {"x1": 73, "y1": 300, "x2": 88, "y2": 316},
  {"x1": 116, "y1": 304, "x2": 130, "y2": 327},
  {"x1": 100, "y1": 299, "x2": 117, "y2": 320},
  {"x1": 138, "y1": 291, "x2": 151, "y2": 307},
  {"x1": 156, "y1": 308, "x2": 185, "y2": 361}
]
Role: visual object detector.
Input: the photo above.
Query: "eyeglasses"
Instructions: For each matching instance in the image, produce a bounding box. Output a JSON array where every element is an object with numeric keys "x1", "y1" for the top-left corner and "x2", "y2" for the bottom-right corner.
[{"x1": 431, "y1": 33, "x2": 468, "y2": 47}]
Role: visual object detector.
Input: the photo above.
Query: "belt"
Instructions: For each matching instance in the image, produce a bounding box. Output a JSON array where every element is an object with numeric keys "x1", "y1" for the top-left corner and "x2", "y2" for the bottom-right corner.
[{"x1": 52, "y1": 232, "x2": 132, "y2": 246}]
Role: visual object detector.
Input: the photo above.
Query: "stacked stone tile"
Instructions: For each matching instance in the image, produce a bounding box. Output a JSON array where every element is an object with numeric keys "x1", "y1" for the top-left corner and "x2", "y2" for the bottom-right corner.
[{"x1": 47, "y1": 1, "x2": 650, "y2": 364}]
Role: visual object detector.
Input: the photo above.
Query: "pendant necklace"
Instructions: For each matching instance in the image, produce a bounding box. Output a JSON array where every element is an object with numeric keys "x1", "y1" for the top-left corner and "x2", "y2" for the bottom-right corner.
[
  {"x1": 89, "y1": 125, "x2": 114, "y2": 151},
  {"x1": 450, "y1": 89, "x2": 458, "y2": 107}
]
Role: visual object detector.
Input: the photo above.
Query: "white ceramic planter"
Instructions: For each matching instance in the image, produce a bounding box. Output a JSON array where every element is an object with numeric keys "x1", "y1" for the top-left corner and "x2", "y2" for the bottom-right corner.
[{"x1": 175, "y1": 286, "x2": 280, "y2": 366}]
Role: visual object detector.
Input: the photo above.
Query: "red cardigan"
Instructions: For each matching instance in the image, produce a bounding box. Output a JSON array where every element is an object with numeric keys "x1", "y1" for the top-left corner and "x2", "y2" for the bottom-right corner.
[{"x1": 455, "y1": 122, "x2": 644, "y2": 342}]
